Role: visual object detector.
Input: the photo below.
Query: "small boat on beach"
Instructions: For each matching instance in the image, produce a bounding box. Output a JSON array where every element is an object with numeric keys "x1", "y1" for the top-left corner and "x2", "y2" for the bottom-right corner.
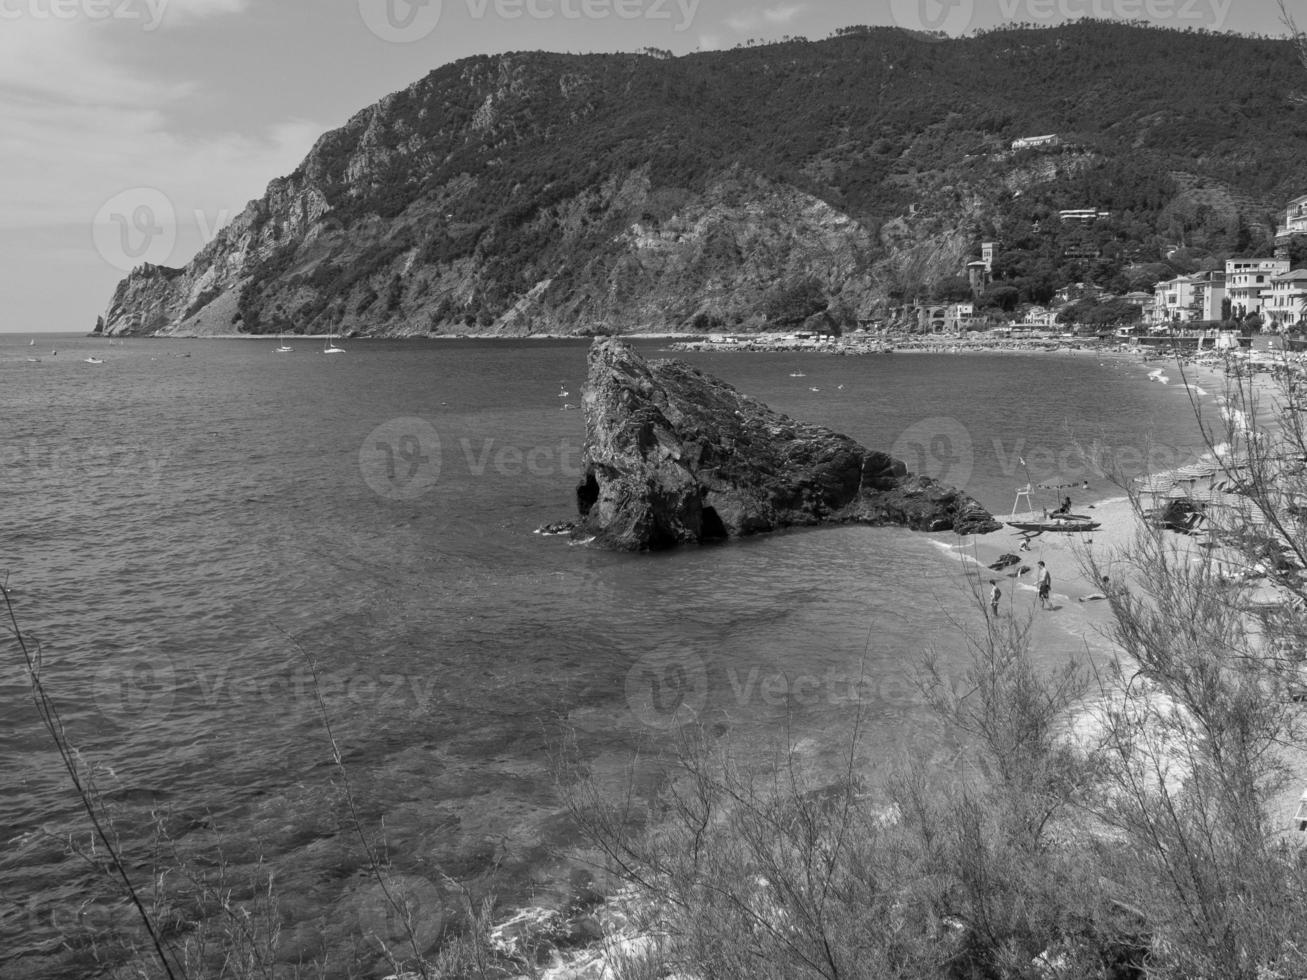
[{"x1": 1007, "y1": 519, "x2": 1100, "y2": 533}]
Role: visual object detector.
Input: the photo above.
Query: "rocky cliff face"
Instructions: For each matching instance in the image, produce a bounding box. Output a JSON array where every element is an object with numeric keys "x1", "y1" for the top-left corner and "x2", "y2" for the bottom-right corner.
[
  {"x1": 574, "y1": 340, "x2": 999, "y2": 550},
  {"x1": 97, "y1": 163, "x2": 884, "y2": 338}
]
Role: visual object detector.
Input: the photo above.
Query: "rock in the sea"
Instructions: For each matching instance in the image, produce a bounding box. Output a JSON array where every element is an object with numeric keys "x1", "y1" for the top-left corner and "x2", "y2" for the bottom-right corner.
[{"x1": 573, "y1": 339, "x2": 999, "y2": 550}]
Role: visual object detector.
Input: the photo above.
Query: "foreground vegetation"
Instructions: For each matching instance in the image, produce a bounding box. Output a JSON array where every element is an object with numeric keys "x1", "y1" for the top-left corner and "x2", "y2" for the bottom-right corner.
[{"x1": 559, "y1": 364, "x2": 1307, "y2": 980}]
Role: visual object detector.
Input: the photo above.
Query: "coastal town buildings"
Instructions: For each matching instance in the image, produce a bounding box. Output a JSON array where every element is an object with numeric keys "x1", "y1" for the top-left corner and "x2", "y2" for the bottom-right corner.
[
  {"x1": 1265, "y1": 269, "x2": 1307, "y2": 328},
  {"x1": 1015, "y1": 305, "x2": 1058, "y2": 328},
  {"x1": 1226, "y1": 257, "x2": 1290, "y2": 318},
  {"x1": 1148, "y1": 271, "x2": 1225, "y2": 326},
  {"x1": 1058, "y1": 209, "x2": 1111, "y2": 223},
  {"x1": 919, "y1": 302, "x2": 983, "y2": 333},
  {"x1": 1149, "y1": 274, "x2": 1197, "y2": 325}
]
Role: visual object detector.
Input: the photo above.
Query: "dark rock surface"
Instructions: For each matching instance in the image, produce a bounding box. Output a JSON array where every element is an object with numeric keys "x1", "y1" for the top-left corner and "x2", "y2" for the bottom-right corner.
[{"x1": 573, "y1": 340, "x2": 1000, "y2": 550}]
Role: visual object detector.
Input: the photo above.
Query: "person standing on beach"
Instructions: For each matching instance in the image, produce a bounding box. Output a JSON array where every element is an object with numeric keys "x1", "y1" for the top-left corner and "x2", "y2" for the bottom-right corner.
[
  {"x1": 990, "y1": 580, "x2": 1001, "y2": 616},
  {"x1": 1036, "y1": 561, "x2": 1052, "y2": 609}
]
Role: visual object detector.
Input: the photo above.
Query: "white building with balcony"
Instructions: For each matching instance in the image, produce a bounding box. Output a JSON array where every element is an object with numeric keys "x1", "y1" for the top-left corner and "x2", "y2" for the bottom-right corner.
[
  {"x1": 1149, "y1": 272, "x2": 1225, "y2": 326},
  {"x1": 1265, "y1": 269, "x2": 1307, "y2": 328},
  {"x1": 1276, "y1": 194, "x2": 1307, "y2": 241},
  {"x1": 1226, "y1": 258, "x2": 1290, "y2": 318}
]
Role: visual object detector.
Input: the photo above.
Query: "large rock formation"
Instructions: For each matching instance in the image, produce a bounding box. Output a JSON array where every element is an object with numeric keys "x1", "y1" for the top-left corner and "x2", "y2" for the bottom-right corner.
[{"x1": 574, "y1": 340, "x2": 999, "y2": 550}]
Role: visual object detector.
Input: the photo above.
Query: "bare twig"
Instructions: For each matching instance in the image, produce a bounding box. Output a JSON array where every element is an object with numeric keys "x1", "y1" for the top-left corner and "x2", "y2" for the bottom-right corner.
[{"x1": 2, "y1": 581, "x2": 181, "y2": 980}]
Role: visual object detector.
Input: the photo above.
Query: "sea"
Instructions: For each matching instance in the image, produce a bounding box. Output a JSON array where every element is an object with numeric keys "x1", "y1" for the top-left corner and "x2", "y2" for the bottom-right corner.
[{"x1": 0, "y1": 334, "x2": 1217, "y2": 978}]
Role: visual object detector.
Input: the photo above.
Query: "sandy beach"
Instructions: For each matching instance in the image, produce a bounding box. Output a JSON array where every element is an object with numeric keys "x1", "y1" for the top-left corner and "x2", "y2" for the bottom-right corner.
[{"x1": 945, "y1": 350, "x2": 1307, "y2": 834}]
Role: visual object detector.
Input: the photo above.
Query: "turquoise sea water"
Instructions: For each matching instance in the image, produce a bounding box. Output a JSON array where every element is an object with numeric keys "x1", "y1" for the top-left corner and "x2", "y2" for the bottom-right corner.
[{"x1": 0, "y1": 336, "x2": 1214, "y2": 978}]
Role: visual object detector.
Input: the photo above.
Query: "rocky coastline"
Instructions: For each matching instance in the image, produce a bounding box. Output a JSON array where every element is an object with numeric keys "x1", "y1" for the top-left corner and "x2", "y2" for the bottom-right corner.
[{"x1": 668, "y1": 332, "x2": 1126, "y2": 357}]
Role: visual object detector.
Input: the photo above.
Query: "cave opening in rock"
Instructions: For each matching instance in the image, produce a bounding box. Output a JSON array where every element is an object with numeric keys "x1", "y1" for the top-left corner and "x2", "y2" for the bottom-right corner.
[
  {"x1": 577, "y1": 472, "x2": 599, "y2": 516},
  {"x1": 699, "y1": 506, "x2": 728, "y2": 542}
]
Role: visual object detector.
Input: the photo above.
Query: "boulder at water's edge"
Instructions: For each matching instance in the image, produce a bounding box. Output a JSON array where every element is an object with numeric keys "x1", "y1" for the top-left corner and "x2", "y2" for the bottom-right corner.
[{"x1": 573, "y1": 339, "x2": 999, "y2": 550}]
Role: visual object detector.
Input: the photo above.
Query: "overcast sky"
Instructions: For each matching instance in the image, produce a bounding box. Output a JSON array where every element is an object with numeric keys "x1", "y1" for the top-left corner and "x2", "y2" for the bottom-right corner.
[{"x1": 0, "y1": 0, "x2": 1297, "y2": 333}]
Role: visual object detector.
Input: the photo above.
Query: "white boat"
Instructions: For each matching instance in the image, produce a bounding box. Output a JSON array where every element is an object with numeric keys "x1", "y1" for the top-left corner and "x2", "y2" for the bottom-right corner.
[
  {"x1": 84, "y1": 356, "x2": 103, "y2": 364},
  {"x1": 322, "y1": 332, "x2": 345, "y2": 355},
  {"x1": 28, "y1": 338, "x2": 34, "y2": 347},
  {"x1": 275, "y1": 333, "x2": 294, "y2": 353}
]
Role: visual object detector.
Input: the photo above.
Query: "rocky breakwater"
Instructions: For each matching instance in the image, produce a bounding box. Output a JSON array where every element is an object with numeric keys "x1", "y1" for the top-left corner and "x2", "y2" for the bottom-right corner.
[{"x1": 572, "y1": 340, "x2": 1000, "y2": 550}]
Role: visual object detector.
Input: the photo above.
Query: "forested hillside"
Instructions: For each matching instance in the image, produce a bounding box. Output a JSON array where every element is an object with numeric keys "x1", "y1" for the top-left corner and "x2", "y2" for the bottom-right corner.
[{"x1": 97, "y1": 20, "x2": 1307, "y2": 337}]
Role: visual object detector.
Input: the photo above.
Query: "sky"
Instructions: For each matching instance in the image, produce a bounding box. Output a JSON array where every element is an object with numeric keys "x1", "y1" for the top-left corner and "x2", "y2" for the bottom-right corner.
[{"x1": 0, "y1": 0, "x2": 1299, "y2": 333}]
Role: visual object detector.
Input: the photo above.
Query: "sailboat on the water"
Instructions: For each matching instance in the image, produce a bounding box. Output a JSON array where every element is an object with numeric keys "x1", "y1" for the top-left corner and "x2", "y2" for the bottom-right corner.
[
  {"x1": 275, "y1": 332, "x2": 294, "y2": 353},
  {"x1": 322, "y1": 331, "x2": 345, "y2": 355}
]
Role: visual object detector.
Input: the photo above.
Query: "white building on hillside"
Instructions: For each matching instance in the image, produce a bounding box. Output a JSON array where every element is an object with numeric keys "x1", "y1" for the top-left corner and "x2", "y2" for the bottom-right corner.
[
  {"x1": 1277, "y1": 194, "x2": 1307, "y2": 240},
  {"x1": 1226, "y1": 257, "x2": 1290, "y2": 318},
  {"x1": 1011, "y1": 134, "x2": 1059, "y2": 150},
  {"x1": 1265, "y1": 269, "x2": 1307, "y2": 328},
  {"x1": 1058, "y1": 209, "x2": 1111, "y2": 223}
]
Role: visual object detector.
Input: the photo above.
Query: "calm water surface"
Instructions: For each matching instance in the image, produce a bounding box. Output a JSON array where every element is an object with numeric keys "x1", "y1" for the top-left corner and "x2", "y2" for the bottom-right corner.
[{"x1": 0, "y1": 335, "x2": 1211, "y2": 977}]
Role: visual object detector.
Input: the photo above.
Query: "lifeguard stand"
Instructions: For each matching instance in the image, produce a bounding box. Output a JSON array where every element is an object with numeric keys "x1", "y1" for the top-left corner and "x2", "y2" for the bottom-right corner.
[{"x1": 1012, "y1": 484, "x2": 1032, "y2": 516}]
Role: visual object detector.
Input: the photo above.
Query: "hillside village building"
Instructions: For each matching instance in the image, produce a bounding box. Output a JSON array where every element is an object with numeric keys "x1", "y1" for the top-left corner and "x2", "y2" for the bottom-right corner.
[
  {"x1": 966, "y1": 241, "x2": 999, "y2": 296},
  {"x1": 1276, "y1": 194, "x2": 1307, "y2": 241},
  {"x1": 1011, "y1": 134, "x2": 1059, "y2": 150},
  {"x1": 1058, "y1": 209, "x2": 1111, "y2": 223}
]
